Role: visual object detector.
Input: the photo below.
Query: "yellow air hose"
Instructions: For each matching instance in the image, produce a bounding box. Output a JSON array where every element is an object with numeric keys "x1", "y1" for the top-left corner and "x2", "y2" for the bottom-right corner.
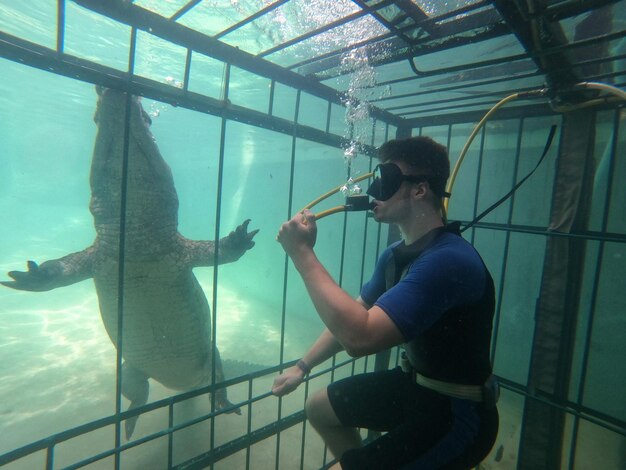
[
  {"x1": 313, "y1": 205, "x2": 351, "y2": 220},
  {"x1": 551, "y1": 81, "x2": 626, "y2": 112},
  {"x1": 305, "y1": 92, "x2": 529, "y2": 222},
  {"x1": 302, "y1": 171, "x2": 374, "y2": 220},
  {"x1": 576, "y1": 81, "x2": 626, "y2": 100},
  {"x1": 443, "y1": 81, "x2": 625, "y2": 214},
  {"x1": 443, "y1": 93, "x2": 523, "y2": 213},
  {"x1": 302, "y1": 81, "x2": 623, "y2": 221}
]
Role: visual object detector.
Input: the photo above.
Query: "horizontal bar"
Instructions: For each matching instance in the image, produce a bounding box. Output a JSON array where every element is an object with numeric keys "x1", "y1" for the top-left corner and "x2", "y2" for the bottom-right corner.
[
  {"x1": 0, "y1": 31, "x2": 377, "y2": 157},
  {"x1": 400, "y1": 98, "x2": 538, "y2": 119},
  {"x1": 301, "y1": 22, "x2": 511, "y2": 81},
  {"x1": 324, "y1": 23, "x2": 626, "y2": 91},
  {"x1": 258, "y1": 5, "x2": 372, "y2": 58},
  {"x1": 498, "y1": 377, "x2": 626, "y2": 437},
  {"x1": 0, "y1": 355, "x2": 359, "y2": 466},
  {"x1": 66, "y1": 359, "x2": 626, "y2": 470},
  {"x1": 290, "y1": 1, "x2": 502, "y2": 76},
  {"x1": 407, "y1": 101, "x2": 557, "y2": 128},
  {"x1": 373, "y1": 52, "x2": 625, "y2": 105},
  {"x1": 214, "y1": 0, "x2": 290, "y2": 40},
  {"x1": 385, "y1": 85, "x2": 541, "y2": 112},
  {"x1": 405, "y1": 102, "x2": 550, "y2": 127},
  {"x1": 65, "y1": 391, "x2": 284, "y2": 469},
  {"x1": 170, "y1": 0, "x2": 202, "y2": 21},
  {"x1": 71, "y1": 0, "x2": 405, "y2": 128},
  {"x1": 174, "y1": 411, "x2": 306, "y2": 469},
  {"x1": 463, "y1": 221, "x2": 626, "y2": 244},
  {"x1": 541, "y1": 0, "x2": 622, "y2": 22},
  {"x1": 403, "y1": 76, "x2": 624, "y2": 126}
]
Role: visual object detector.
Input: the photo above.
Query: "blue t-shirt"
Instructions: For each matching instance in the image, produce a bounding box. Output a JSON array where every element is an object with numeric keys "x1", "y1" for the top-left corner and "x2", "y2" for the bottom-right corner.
[{"x1": 361, "y1": 231, "x2": 487, "y2": 342}]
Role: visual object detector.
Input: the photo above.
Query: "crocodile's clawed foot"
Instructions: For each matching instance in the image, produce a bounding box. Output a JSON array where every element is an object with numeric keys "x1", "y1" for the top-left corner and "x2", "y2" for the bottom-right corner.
[
  {"x1": 220, "y1": 220, "x2": 259, "y2": 261},
  {"x1": 1, "y1": 260, "x2": 60, "y2": 292},
  {"x1": 215, "y1": 395, "x2": 242, "y2": 416},
  {"x1": 232, "y1": 219, "x2": 259, "y2": 250}
]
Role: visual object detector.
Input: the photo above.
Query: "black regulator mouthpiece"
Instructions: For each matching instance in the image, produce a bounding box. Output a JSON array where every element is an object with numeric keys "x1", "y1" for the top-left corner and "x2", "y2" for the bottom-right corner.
[{"x1": 345, "y1": 195, "x2": 375, "y2": 212}]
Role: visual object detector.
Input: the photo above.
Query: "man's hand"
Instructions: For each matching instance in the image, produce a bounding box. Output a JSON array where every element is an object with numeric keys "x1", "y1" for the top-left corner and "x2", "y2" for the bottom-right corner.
[
  {"x1": 271, "y1": 365, "x2": 306, "y2": 397},
  {"x1": 276, "y1": 209, "x2": 317, "y2": 258}
]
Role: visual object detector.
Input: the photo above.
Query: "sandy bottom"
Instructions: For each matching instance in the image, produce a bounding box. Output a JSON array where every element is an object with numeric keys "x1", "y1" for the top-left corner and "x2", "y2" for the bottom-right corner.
[
  {"x1": 1, "y1": 280, "x2": 621, "y2": 469},
  {"x1": 0, "y1": 277, "x2": 332, "y2": 469}
]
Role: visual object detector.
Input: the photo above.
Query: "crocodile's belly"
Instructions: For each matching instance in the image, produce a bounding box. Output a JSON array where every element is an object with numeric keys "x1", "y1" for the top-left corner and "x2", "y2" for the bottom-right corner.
[{"x1": 94, "y1": 260, "x2": 212, "y2": 390}]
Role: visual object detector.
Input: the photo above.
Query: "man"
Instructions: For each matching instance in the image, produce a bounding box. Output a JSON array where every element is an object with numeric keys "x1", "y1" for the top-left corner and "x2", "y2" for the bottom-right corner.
[{"x1": 273, "y1": 137, "x2": 499, "y2": 469}]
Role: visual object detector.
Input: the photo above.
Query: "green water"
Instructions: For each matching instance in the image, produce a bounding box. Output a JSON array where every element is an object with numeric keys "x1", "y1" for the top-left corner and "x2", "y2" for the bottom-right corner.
[
  {"x1": 1, "y1": 2, "x2": 625, "y2": 469},
  {"x1": 0, "y1": 8, "x2": 383, "y2": 465}
]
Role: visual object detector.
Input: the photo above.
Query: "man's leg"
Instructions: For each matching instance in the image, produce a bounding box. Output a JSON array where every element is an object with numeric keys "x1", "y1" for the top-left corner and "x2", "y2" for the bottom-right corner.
[{"x1": 306, "y1": 387, "x2": 362, "y2": 459}]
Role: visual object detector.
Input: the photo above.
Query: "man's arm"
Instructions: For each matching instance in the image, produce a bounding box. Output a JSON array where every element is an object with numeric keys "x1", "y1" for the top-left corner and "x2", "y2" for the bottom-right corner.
[
  {"x1": 277, "y1": 211, "x2": 404, "y2": 357},
  {"x1": 272, "y1": 328, "x2": 342, "y2": 396},
  {"x1": 293, "y1": 249, "x2": 403, "y2": 356},
  {"x1": 272, "y1": 297, "x2": 372, "y2": 397}
]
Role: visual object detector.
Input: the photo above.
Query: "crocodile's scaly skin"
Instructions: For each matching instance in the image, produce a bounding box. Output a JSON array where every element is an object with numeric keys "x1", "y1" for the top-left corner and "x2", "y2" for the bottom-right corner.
[{"x1": 2, "y1": 88, "x2": 258, "y2": 436}]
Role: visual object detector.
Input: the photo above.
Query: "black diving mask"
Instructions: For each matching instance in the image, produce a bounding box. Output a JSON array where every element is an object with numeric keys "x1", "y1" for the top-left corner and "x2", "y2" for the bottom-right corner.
[{"x1": 366, "y1": 163, "x2": 431, "y2": 201}]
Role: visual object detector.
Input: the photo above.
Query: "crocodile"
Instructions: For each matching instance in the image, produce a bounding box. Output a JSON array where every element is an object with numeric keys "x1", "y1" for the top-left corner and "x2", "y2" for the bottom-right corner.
[{"x1": 2, "y1": 87, "x2": 259, "y2": 438}]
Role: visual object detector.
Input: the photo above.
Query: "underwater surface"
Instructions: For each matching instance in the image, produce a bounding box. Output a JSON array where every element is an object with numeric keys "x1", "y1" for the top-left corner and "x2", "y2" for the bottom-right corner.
[
  {"x1": 0, "y1": 1, "x2": 625, "y2": 469},
  {"x1": 0, "y1": 3, "x2": 383, "y2": 465},
  {"x1": 0, "y1": 63, "x2": 360, "y2": 468}
]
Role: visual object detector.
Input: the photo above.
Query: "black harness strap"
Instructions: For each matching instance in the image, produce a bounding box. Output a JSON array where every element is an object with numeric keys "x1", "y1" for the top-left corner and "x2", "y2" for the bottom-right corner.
[{"x1": 461, "y1": 124, "x2": 557, "y2": 233}]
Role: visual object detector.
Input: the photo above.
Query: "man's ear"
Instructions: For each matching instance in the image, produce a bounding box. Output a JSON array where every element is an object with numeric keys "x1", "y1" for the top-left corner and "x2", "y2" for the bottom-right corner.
[{"x1": 413, "y1": 181, "x2": 429, "y2": 198}]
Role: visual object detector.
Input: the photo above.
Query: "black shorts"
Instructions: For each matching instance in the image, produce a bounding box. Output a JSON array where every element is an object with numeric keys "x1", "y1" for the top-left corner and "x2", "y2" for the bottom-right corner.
[{"x1": 327, "y1": 367, "x2": 498, "y2": 469}]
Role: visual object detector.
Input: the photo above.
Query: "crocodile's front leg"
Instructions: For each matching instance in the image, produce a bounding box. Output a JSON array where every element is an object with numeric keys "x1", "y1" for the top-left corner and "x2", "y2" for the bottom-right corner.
[
  {"x1": 2, "y1": 245, "x2": 97, "y2": 292},
  {"x1": 184, "y1": 219, "x2": 259, "y2": 267}
]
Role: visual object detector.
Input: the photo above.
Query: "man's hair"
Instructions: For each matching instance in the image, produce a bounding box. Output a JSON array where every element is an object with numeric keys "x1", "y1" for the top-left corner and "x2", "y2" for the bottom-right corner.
[{"x1": 377, "y1": 136, "x2": 450, "y2": 198}]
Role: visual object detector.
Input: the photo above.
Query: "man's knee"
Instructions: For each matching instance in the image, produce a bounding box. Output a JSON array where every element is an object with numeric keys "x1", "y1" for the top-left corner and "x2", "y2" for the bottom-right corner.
[
  {"x1": 305, "y1": 388, "x2": 337, "y2": 428},
  {"x1": 304, "y1": 388, "x2": 325, "y2": 424}
]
